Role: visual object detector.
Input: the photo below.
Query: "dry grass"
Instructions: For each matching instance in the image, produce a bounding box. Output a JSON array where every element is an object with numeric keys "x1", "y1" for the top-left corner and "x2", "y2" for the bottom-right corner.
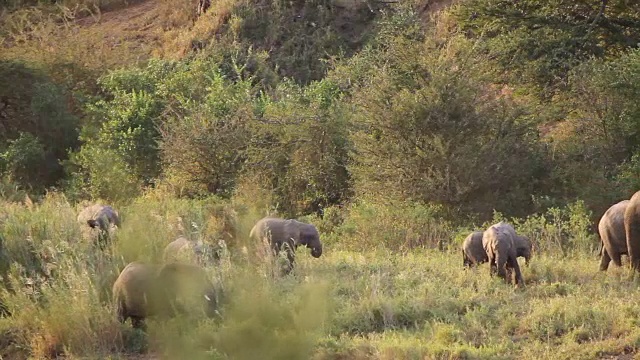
[{"x1": 0, "y1": 191, "x2": 638, "y2": 359}]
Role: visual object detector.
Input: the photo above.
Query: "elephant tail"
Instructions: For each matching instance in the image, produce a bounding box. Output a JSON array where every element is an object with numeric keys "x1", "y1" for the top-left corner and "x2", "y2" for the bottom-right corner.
[{"x1": 595, "y1": 239, "x2": 603, "y2": 258}]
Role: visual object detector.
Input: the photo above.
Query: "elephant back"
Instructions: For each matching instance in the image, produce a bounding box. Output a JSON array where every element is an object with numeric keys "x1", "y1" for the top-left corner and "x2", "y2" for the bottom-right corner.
[
  {"x1": 164, "y1": 236, "x2": 191, "y2": 262},
  {"x1": 600, "y1": 200, "x2": 629, "y2": 248},
  {"x1": 462, "y1": 231, "x2": 486, "y2": 263},
  {"x1": 251, "y1": 217, "x2": 298, "y2": 245},
  {"x1": 113, "y1": 262, "x2": 161, "y2": 318},
  {"x1": 483, "y1": 222, "x2": 516, "y2": 255}
]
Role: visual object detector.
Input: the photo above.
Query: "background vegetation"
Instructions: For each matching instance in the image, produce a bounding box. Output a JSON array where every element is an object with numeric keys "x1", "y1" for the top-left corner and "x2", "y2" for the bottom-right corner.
[{"x1": 2, "y1": 0, "x2": 640, "y2": 358}]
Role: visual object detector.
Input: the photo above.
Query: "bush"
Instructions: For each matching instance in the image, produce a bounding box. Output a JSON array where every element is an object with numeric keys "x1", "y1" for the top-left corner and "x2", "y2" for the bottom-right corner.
[
  {"x1": 246, "y1": 79, "x2": 353, "y2": 216},
  {"x1": 485, "y1": 200, "x2": 596, "y2": 257},
  {"x1": 543, "y1": 49, "x2": 640, "y2": 216},
  {"x1": 159, "y1": 67, "x2": 255, "y2": 198},
  {"x1": 452, "y1": 0, "x2": 640, "y2": 95},
  {"x1": 0, "y1": 60, "x2": 79, "y2": 192},
  {"x1": 347, "y1": 15, "x2": 547, "y2": 220},
  {"x1": 333, "y1": 200, "x2": 452, "y2": 251}
]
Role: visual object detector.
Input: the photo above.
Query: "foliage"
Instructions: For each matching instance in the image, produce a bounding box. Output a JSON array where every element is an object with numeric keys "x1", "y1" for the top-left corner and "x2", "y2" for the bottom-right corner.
[
  {"x1": 486, "y1": 200, "x2": 596, "y2": 257},
  {"x1": 198, "y1": 0, "x2": 377, "y2": 85},
  {"x1": 159, "y1": 64, "x2": 256, "y2": 198},
  {"x1": 70, "y1": 58, "x2": 249, "y2": 200},
  {"x1": 330, "y1": 199, "x2": 452, "y2": 251},
  {"x1": 347, "y1": 20, "x2": 547, "y2": 220},
  {"x1": 0, "y1": 133, "x2": 47, "y2": 190},
  {"x1": 0, "y1": 60, "x2": 79, "y2": 192},
  {"x1": 246, "y1": 79, "x2": 353, "y2": 216},
  {"x1": 452, "y1": 0, "x2": 640, "y2": 95},
  {"x1": 541, "y1": 48, "x2": 640, "y2": 217}
]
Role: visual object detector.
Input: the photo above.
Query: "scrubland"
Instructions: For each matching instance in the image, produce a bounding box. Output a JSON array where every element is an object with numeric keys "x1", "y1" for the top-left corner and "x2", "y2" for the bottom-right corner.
[
  {"x1": 0, "y1": 192, "x2": 636, "y2": 359},
  {"x1": 3, "y1": 0, "x2": 640, "y2": 358}
]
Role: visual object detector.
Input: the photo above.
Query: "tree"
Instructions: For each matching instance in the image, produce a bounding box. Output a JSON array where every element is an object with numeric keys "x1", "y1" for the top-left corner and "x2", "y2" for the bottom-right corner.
[
  {"x1": 347, "y1": 25, "x2": 546, "y2": 220},
  {"x1": 246, "y1": 79, "x2": 353, "y2": 216},
  {"x1": 452, "y1": 0, "x2": 640, "y2": 96}
]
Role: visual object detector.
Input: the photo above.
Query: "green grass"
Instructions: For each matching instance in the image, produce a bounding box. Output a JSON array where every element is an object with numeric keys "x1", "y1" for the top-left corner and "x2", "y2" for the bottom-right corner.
[{"x1": 0, "y1": 193, "x2": 638, "y2": 359}]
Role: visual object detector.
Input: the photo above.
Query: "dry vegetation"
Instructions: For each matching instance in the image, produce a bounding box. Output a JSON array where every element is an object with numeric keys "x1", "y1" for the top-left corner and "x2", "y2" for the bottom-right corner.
[
  {"x1": 2, "y1": 0, "x2": 640, "y2": 358},
  {"x1": 0, "y1": 192, "x2": 638, "y2": 360}
]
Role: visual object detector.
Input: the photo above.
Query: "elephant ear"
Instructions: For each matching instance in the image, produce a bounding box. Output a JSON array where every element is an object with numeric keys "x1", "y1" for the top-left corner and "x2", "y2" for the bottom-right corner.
[{"x1": 299, "y1": 223, "x2": 319, "y2": 245}]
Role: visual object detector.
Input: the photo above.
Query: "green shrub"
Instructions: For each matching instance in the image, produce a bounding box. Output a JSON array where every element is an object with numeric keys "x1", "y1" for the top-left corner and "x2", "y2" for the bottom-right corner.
[
  {"x1": 0, "y1": 60, "x2": 79, "y2": 192},
  {"x1": 346, "y1": 14, "x2": 547, "y2": 221},
  {"x1": 488, "y1": 200, "x2": 596, "y2": 256},
  {"x1": 246, "y1": 79, "x2": 353, "y2": 216},
  {"x1": 333, "y1": 200, "x2": 452, "y2": 251},
  {"x1": 452, "y1": 0, "x2": 640, "y2": 95}
]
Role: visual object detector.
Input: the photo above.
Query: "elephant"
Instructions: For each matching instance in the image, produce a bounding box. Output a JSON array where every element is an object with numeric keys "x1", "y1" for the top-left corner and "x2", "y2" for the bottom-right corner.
[
  {"x1": 514, "y1": 235, "x2": 533, "y2": 266},
  {"x1": 112, "y1": 261, "x2": 219, "y2": 329},
  {"x1": 249, "y1": 217, "x2": 323, "y2": 275},
  {"x1": 82, "y1": 205, "x2": 120, "y2": 231},
  {"x1": 462, "y1": 231, "x2": 487, "y2": 268},
  {"x1": 163, "y1": 236, "x2": 220, "y2": 265},
  {"x1": 463, "y1": 230, "x2": 532, "y2": 268},
  {"x1": 482, "y1": 222, "x2": 524, "y2": 286},
  {"x1": 599, "y1": 200, "x2": 629, "y2": 271},
  {"x1": 197, "y1": 0, "x2": 211, "y2": 15},
  {"x1": 625, "y1": 192, "x2": 640, "y2": 272},
  {"x1": 77, "y1": 204, "x2": 121, "y2": 248}
]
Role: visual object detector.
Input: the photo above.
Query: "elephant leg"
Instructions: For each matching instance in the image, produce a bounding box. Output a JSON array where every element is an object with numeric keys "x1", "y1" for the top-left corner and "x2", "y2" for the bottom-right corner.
[
  {"x1": 507, "y1": 256, "x2": 524, "y2": 286},
  {"x1": 487, "y1": 255, "x2": 497, "y2": 277},
  {"x1": 599, "y1": 248, "x2": 612, "y2": 271},
  {"x1": 495, "y1": 253, "x2": 508, "y2": 282},
  {"x1": 116, "y1": 300, "x2": 127, "y2": 324},
  {"x1": 505, "y1": 267, "x2": 513, "y2": 282},
  {"x1": 282, "y1": 241, "x2": 296, "y2": 275},
  {"x1": 491, "y1": 261, "x2": 498, "y2": 276},
  {"x1": 609, "y1": 249, "x2": 622, "y2": 267},
  {"x1": 131, "y1": 317, "x2": 146, "y2": 330}
]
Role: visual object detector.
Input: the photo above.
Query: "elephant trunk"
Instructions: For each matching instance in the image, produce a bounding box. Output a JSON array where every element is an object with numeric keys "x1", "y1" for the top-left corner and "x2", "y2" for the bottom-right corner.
[{"x1": 310, "y1": 245, "x2": 322, "y2": 258}]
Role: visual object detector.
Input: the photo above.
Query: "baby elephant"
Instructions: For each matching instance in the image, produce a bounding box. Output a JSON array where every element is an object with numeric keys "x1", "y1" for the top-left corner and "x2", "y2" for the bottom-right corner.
[
  {"x1": 482, "y1": 222, "x2": 525, "y2": 287},
  {"x1": 84, "y1": 204, "x2": 120, "y2": 231},
  {"x1": 463, "y1": 230, "x2": 532, "y2": 268},
  {"x1": 514, "y1": 235, "x2": 532, "y2": 266},
  {"x1": 249, "y1": 217, "x2": 323, "y2": 275},
  {"x1": 78, "y1": 204, "x2": 121, "y2": 248},
  {"x1": 163, "y1": 236, "x2": 220, "y2": 265},
  {"x1": 112, "y1": 262, "x2": 219, "y2": 329},
  {"x1": 462, "y1": 231, "x2": 487, "y2": 267}
]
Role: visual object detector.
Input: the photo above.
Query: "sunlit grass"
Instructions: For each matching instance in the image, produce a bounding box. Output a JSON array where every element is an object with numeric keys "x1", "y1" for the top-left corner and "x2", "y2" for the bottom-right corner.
[{"x1": 0, "y1": 193, "x2": 639, "y2": 359}]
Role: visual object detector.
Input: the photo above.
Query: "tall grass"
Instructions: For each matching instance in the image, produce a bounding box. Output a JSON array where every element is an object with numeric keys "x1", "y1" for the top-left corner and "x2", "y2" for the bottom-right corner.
[{"x1": 0, "y1": 190, "x2": 635, "y2": 359}]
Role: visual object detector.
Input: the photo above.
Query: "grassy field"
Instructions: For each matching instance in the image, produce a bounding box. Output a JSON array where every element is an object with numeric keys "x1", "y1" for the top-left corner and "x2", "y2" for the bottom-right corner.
[{"x1": 0, "y1": 193, "x2": 638, "y2": 360}]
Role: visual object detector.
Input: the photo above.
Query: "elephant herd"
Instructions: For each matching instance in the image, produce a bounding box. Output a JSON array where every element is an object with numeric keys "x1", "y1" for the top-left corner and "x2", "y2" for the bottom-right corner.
[
  {"x1": 598, "y1": 190, "x2": 640, "y2": 272},
  {"x1": 461, "y1": 189, "x2": 640, "y2": 287},
  {"x1": 461, "y1": 222, "x2": 532, "y2": 287},
  {"x1": 76, "y1": 189, "x2": 640, "y2": 329},
  {"x1": 77, "y1": 205, "x2": 324, "y2": 329}
]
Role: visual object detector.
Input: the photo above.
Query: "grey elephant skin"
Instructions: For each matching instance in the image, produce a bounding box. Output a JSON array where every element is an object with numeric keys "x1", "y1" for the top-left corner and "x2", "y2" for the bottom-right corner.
[
  {"x1": 599, "y1": 200, "x2": 629, "y2": 271},
  {"x1": 625, "y1": 191, "x2": 640, "y2": 272},
  {"x1": 83, "y1": 205, "x2": 120, "y2": 232},
  {"x1": 112, "y1": 262, "x2": 218, "y2": 329},
  {"x1": 462, "y1": 231, "x2": 487, "y2": 267},
  {"x1": 77, "y1": 204, "x2": 121, "y2": 248},
  {"x1": 249, "y1": 217, "x2": 323, "y2": 274},
  {"x1": 164, "y1": 236, "x2": 221, "y2": 266},
  {"x1": 482, "y1": 222, "x2": 524, "y2": 286},
  {"x1": 514, "y1": 235, "x2": 532, "y2": 266},
  {"x1": 463, "y1": 231, "x2": 532, "y2": 268}
]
